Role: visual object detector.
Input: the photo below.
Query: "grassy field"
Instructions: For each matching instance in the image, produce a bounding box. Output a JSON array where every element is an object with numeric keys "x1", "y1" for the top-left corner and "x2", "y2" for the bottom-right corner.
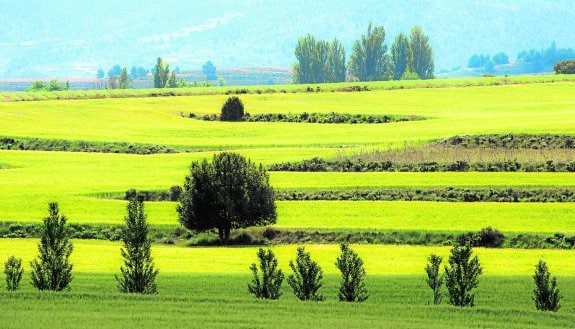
[
  {"x1": 1, "y1": 240, "x2": 574, "y2": 328},
  {"x1": 2, "y1": 77, "x2": 575, "y2": 327}
]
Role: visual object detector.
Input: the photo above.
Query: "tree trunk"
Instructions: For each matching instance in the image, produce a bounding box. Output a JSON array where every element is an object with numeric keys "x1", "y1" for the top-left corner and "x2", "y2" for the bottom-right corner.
[{"x1": 218, "y1": 227, "x2": 225, "y2": 245}]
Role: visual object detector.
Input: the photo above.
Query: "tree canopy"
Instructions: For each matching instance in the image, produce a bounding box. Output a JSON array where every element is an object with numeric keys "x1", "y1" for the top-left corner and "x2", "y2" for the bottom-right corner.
[
  {"x1": 348, "y1": 23, "x2": 388, "y2": 81},
  {"x1": 293, "y1": 34, "x2": 346, "y2": 84},
  {"x1": 177, "y1": 152, "x2": 276, "y2": 244},
  {"x1": 409, "y1": 26, "x2": 434, "y2": 79}
]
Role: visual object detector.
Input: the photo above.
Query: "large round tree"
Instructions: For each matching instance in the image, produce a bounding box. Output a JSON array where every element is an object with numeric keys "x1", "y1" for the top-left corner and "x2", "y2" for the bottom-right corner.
[{"x1": 177, "y1": 152, "x2": 276, "y2": 244}]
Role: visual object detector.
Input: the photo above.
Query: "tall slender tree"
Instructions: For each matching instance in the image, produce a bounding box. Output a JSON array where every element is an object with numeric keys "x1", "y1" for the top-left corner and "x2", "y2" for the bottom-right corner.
[
  {"x1": 327, "y1": 39, "x2": 346, "y2": 83},
  {"x1": 118, "y1": 67, "x2": 130, "y2": 89},
  {"x1": 390, "y1": 32, "x2": 411, "y2": 80},
  {"x1": 153, "y1": 57, "x2": 170, "y2": 88},
  {"x1": 293, "y1": 35, "x2": 346, "y2": 84},
  {"x1": 348, "y1": 23, "x2": 388, "y2": 81},
  {"x1": 30, "y1": 203, "x2": 73, "y2": 291},
  {"x1": 409, "y1": 26, "x2": 434, "y2": 79},
  {"x1": 116, "y1": 196, "x2": 159, "y2": 294}
]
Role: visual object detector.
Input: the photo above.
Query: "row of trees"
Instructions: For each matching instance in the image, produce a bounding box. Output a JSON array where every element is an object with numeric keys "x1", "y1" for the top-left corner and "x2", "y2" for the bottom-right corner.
[
  {"x1": 26, "y1": 79, "x2": 70, "y2": 92},
  {"x1": 293, "y1": 24, "x2": 434, "y2": 83},
  {"x1": 3, "y1": 200, "x2": 159, "y2": 294}
]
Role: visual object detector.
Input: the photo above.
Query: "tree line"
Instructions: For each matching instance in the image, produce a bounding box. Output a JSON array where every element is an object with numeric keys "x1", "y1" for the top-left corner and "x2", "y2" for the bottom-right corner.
[{"x1": 293, "y1": 23, "x2": 434, "y2": 83}]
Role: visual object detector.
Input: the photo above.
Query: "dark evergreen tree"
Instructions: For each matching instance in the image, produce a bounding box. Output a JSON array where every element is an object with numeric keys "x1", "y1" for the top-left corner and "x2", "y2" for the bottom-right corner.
[
  {"x1": 4, "y1": 255, "x2": 23, "y2": 291},
  {"x1": 116, "y1": 196, "x2": 158, "y2": 294},
  {"x1": 220, "y1": 96, "x2": 244, "y2": 121},
  {"x1": 178, "y1": 152, "x2": 276, "y2": 244},
  {"x1": 30, "y1": 202, "x2": 73, "y2": 291},
  {"x1": 248, "y1": 247, "x2": 284, "y2": 299},
  {"x1": 409, "y1": 26, "x2": 434, "y2": 79},
  {"x1": 287, "y1": 247, "x2": 324, "y2": 301},
  {"x1": 425, "y1": 253, "x2": 444, "y2": 305},
  {"x1": 335, "y1": 243, "x2": 368, "y2": 302},
  {"x1": 444, "y1": 244, "x2": 482, "y2": 307},
  {"x1": 348, "y1": 23, "x2": 388, "y2": 81},
  {"x1": 533, "y1": 260, "x2": 561, "y2": 311}
]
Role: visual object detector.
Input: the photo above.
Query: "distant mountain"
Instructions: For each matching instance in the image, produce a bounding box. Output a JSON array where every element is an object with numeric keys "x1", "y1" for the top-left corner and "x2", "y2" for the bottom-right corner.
[{"x1": 1, "y1": 0, "x2": 574, "y2": 78}]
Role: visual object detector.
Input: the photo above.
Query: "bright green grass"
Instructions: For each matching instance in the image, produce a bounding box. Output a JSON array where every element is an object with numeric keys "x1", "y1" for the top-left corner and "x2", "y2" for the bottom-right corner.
[
  {"x1": 1, "y1": 240, "x2": 574, "y2": 328},
  {"x1": 1, "y1": 82, "x2": 575, "y2": 150},
  {"x1": 2, "y1": 239, "x2": 574, "y2": 276},
  {"x1": 1, "y1": 150, "x2": 574, "y2": 233}
]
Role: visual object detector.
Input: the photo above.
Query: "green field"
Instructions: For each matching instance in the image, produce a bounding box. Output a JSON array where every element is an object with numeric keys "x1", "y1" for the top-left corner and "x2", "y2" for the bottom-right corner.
[{"x1": 2, "y1": 77, "x2": 575, "y2": 328}]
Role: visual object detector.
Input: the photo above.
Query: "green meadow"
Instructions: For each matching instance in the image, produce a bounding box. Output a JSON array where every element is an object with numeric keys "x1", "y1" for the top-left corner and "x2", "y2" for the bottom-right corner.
[{"x1": 1, "y1": 77, "x2": 575, "y2": 328}]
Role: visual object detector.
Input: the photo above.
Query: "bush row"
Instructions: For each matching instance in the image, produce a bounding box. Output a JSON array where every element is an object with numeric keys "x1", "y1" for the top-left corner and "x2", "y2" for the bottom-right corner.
[
  {"x1": 185, "y1": 111, "x2": 424, "y2": 124},
  {"x1": 436, "y1": 134, "x2": 575, "y2": 149},
  {"x1": 276, "y1": 187, "x2": 575, "y2": 202},
  {"x1": 0, "y1": 137, "x2": 179, "y2": 154},
  {"x1": 268, "y1": 157, "x2": 575, "y2": 172},
  {"x1": 2, "y1": 221, "x2": 573, "y2": 250}
]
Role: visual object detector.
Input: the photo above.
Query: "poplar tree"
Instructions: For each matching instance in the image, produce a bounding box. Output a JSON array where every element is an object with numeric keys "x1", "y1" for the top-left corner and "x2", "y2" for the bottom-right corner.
[
  {"x1": 409, "y1": 26, "x2": 434, "y2": 79},
  {"x1": 348, "y1": 23, "x2": 388, "y2": 81}
]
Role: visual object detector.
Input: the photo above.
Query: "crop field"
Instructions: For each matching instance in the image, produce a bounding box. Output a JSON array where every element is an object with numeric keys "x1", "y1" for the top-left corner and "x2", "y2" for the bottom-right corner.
[{"x1": 1, "y1": 76, "x2": 575, "y2": 328}]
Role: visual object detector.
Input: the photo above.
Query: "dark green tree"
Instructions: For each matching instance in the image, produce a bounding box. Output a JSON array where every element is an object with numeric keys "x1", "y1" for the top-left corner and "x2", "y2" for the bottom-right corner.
[
  {"x1": 293, "y1": 34, "x2": 317, "y2": 83},
  {"x1": 287, "y1": 247, "x2": 324, "y2": 301},
  {"x1": 116, "y1": 196, "x2": 159, "y2": 294},
  {"x1": 202, "y1": 61, "x2": 217, "y2": 80},
  {"x1": 533, "y1": 260, "x2": 561, "y2": 311},
  {"x1": 118, "y1": 67, "x2": 130, "y2": 89},
  {"x1": 409, "y1": 26, "x2": 434, "y2": 79},
  {"x1": 30, "y1": 202, "x2": 73, "y2": 291},
  {"x1": 335, "y1": 243, "x2": 368, "y2": 302},
  {"x1": 348, "y1": 23, "x2": 388, "y2": 81},
  {"x1": 554, "y1": 60, "x2": 575, "y2": 74},
  {"x1": 444, "y1": 244, "x2": 482, "y2": 307},
  {"x1": 220, "y1": 96, "x2": 244, "y2": 121},
  {"x1": 293, "y1": 35, "x2": 345, "y2": 84},
  {"x1": 248, "y1": 247, "x2": 284, "y2": 299},
  {"x1": 177, "y1": 152, "x2": 276, "y2": 244},
  {"x1": 4, "y1": 256, "x2": 23, "y2": 291},
  {"x1": 425, "y1": 254, "x2": 444, "y2": 305},
  {"x1": 153, "y1": 57, "x2": 170, "y2": 88}
]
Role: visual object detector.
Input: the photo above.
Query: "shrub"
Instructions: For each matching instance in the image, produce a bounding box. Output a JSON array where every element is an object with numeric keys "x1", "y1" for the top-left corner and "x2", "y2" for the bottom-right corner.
[
  {"x1": 554, "y1": 60, "x2": 575, "y2": 74},
  {"x1": 533, "y1": 260, "x2": 561, "y2": 311},
  {"x1": 425, "y1": 254, "x2": 444, "y2": 305},
  {"x1": 335, "y1": 243, "x2": 368, "y2": 302},
  {"x1": 4, "y1": 256, "x2": 23, "y2": 291},
  {"x1": 220, "y1": 96, "x2": 244, "y2": 121},
  {"x1": 116, "y1": 197, "x2": 159, "y2": 294},
  {"x1": 287, "y1": 247, "x2": 324, "y2": 301},
  {"x1": 30, "y1": 202, "x2": 74, "y2": 291},
  {"x1": 248, "y1": 247, "x2": 284, "y2": 299},
  {"x1": 445, "y1": 244, "x2": 482, "y2": 307}
]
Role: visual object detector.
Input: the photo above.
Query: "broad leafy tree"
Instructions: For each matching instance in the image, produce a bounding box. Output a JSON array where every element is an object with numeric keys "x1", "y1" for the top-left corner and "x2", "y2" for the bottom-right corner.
[
  {"x1": 409, "y1": 26, "x2": 434, "y2": 79},
  {"x1": 30, "y1": 202, "x2": 73, "y2": 291},
  {"x1": 390, "y1": 32, "x2": 411, "y2": 80},
  {"x1": 444, "y1": 244, "x2": 482, "y2": 307},
  {"x1": 348, "y1": 23, "x2": 388, "y2": 81},
  {"x1": 153, "y1": 57, "x2": 170, "y2": 88},
  {"x1": 177, "y1": 152, "x2": 276, "y2": 244},
  {"x1": 4, "y1": 256, "x2": 23, "y2": 291},
  {"x1": 248, "y1": 247, "x2": 284, "y2": 299},
  {"x1": 116, "y1": 196, "x2": 159, "y2": 294}
]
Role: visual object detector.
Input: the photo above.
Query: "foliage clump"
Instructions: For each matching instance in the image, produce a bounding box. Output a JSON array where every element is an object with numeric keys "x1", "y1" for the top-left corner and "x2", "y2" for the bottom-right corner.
[
  {"x1": 425, "y1": 254, "x2": 444, "y2": 304},
  {"x1": 554, "y1": 60, "x2": 575, "y2": 74},
  {"x1": 30, "y1": 202, "x2": 73, "y2": 291},
  {"x1": 533, "y1": 260, "x2": 561, "y2": 311},
  {"x1": 4, "y1": 255, "x2": 23, "y2": 291},
  {"x1": 287, "y1": 247, "x2": 324, "y2": 301},
  {"x1": 335, "y1": 243, "x2": 368, "y2": 302},
  {"x1": 444, "y1": 244, "x2": 482, "y2": 307},
  {"x1": 220, "y1": 96, "x2": 245, "y2": 121},
  {"x1": 178, "y1": 152, "x2": 276, "y2": 244},
  {"x1": 116, "y1": 196, "x2": 159, "y2": 294},
  {"x1": 248, "y1": 247, "x2": 284, "y2": 300}
]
